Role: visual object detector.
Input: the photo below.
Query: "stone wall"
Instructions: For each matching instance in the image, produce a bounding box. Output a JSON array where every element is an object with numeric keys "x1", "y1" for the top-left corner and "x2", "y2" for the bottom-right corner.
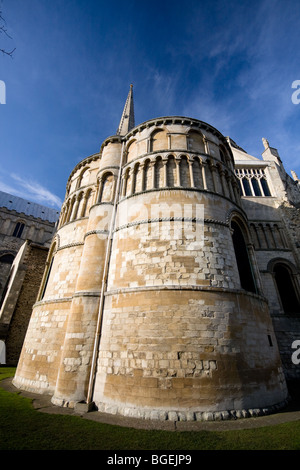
[
  {"x1": 13, "y1": 116, "x2": 291, "y2": 421},
  {"x1": 1, "y1": 242, "x2": 48, "y2": 365}
]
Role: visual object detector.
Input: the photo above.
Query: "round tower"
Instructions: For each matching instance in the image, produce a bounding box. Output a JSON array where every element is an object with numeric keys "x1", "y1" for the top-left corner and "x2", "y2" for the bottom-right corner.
[{"x1": 13, "y1": 87, "x2": 289, "y2": 421}]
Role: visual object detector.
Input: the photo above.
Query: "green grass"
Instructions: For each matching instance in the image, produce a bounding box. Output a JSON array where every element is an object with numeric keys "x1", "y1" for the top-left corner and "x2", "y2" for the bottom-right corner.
[{"x1": 1, "y1": 367, "x2": 300, "y2": 450}]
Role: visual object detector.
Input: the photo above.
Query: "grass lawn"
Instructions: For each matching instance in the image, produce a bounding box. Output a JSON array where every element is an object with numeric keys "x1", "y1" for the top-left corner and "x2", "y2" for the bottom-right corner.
[{"x1": 1, "y1": 367, "x2": 300, "y2": 451}]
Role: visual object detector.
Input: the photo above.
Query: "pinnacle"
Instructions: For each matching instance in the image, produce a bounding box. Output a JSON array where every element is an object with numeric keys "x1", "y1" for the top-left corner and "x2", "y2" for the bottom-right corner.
[{"x1": 116, "y1": 85, "x2": 135, "y2": 136}]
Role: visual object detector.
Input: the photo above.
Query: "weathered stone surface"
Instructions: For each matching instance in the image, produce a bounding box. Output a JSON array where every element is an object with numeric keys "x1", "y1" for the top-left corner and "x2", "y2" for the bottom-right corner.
[{"x1": 12, "y1": 93, "x2": 300, "y2": 422}]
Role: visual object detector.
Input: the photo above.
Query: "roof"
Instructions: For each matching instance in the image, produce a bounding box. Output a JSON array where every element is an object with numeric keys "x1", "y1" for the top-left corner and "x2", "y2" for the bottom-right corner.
[{"x1": 0, "y1": 190, "x2": 60, "y2": 223}]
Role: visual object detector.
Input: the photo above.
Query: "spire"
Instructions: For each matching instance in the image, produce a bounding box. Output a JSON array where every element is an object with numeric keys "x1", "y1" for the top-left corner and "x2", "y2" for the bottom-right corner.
[{"x1": 116, "y1": 84, "x2": 135, "y2": 136}]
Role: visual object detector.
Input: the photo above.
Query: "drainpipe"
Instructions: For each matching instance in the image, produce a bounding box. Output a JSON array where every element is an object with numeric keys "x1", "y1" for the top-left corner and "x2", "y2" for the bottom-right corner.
[{"x1": 86, "y1": 140, "x2": 125, "y2": 406}]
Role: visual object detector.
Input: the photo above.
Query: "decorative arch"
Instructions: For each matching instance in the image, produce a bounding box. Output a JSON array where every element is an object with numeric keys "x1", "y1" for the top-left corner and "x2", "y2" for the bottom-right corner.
[
  {"x1": 143, "y1": 158, "x2": 151, "y2": 191},
  {"x1": 150, "y1": 129, "x2": 168, "y2": 152},
  {"x1": 230, "y1": 215, "x2": 257, "y2": 294},
  {"x1": 83, "y1": 188, "x2": 94, "y2": 215},
  {"x1": 154, "y1": 156, "x2": 164, "y2": 188},
  {"x1": 192, "y1": 156, "x2": 204, "y2": 188},
  {"x1": 67, "y1": 195, "x2": 76, "y2": 223},
  {"x1": 219, "y1": 144, "x2": 233, "y2": 167},
  {"x1": 125, "y1": 139, "x2": 137, "y2": 164},
  {"x1": 267, "y1": 258, "x2": 300, "y2": 314},
  {"x1": 179, "y1": 155, "x2": 191, "y2": 187},
  {"x1": 77, "y1": 167, "x2": 90, "y2": 189},
  {"x1": 73, "y1": 191, "x2": 84, "y2": 220},
  {"x1": 187, "y1": 130, "x2": 205, "y2": 153},
  {"x1": 132, "y1": 161, "x2": 141, "y2": 193},
  {"x1": 166, "y1": 155, "x2": 177, "y2": 187},
  {"x1": 0, "y1": 252, "x2": 15, "y2": 264},
  {"x1": 99, "y1": 172, "x2": 115, "y2": 203}
]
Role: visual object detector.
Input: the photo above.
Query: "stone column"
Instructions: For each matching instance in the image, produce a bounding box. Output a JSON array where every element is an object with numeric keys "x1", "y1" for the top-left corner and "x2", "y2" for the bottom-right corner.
[
  {"x1": 188, "y1": 158, "x2": 195, "y2": 187},
  {"x1": 201, "y1": 161, "x2": 207, "y2": 190},
  {"x1": 162, "y1": 158, "x2": 168, "y2": 187},
  {"x1": 175, "y1": 157, "x2": 181, "y2": 186}
]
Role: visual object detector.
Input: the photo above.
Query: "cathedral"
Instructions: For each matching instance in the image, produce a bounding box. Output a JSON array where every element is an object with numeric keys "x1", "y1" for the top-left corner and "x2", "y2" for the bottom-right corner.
[{"x1": 12, "y1": 86, "x2": 300, "y2": 422}]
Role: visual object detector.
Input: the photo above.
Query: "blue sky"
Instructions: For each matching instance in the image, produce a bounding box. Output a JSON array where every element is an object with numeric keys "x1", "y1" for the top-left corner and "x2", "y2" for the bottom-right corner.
[{"x1": 0, "y1": 0, "x2": 300, "y2": 210}]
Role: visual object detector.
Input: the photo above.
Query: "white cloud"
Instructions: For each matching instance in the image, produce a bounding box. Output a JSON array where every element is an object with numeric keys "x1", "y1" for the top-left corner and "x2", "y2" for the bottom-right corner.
[{"x1": 0, "y1": 172, "x2": 62, "y2": 209}]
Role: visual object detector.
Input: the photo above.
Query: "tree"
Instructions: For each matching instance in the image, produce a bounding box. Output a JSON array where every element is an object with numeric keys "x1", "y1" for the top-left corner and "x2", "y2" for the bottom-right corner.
[{"x1": 0, "y1": 9, "x2": 15, "y2": 57}]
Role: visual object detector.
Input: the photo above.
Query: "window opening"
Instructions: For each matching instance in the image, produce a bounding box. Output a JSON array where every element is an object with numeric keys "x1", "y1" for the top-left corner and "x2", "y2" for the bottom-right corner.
[
  {"x1": 0, "y1": 254, "x2": 14, "y2": 264},
  {"x1": 261, "y1": 178, "x2": 271, "y2": 196},
  {"x1": 274, "y1": 264, "x2": 300, "y2": 314},
  {"x1": 12, "y1": 222, "x2": 25, "y2": 238},
  {"x1": 251, "y1": 178, "x2": 262, "y2": 196},
  {"x1": 231, "y1": 221, "x2": 257, "y2": 293},
  {"x1": 242, "y1": 178, "x2": 252, "y2": 196}
]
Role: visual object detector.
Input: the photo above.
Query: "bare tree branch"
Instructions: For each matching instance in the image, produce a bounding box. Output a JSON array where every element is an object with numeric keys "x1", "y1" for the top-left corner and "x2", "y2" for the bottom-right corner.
[
  {"x1": 0, "y1": 47, "x2": 15, "y2": 57},
  {"x1": 0, "y1": 9, "x2": 15, "y2": 57}
]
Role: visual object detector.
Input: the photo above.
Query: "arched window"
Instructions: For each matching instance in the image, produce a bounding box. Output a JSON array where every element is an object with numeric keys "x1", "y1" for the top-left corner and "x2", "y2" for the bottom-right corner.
[
  {"x1": 12, "y1": 222, "x2": 25, "y2": 238},
  {"x1": 231, "y1": 220, "x2": 257, "y2": 293},
  {"x1": 273, "y1": 263, "x2": 300, "y2": 314},
  {"x1": 0, "y1": 253, "x2": 14, "y2": 264}
]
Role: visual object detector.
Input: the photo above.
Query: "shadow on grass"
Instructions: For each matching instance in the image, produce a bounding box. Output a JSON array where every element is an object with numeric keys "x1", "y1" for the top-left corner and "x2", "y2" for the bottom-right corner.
[{"x1": 1, "y1": 367, "x2": 300, "y2": 451}]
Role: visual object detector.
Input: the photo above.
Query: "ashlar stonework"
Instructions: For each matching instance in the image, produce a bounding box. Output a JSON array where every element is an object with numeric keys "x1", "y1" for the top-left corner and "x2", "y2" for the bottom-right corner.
[{"x1": 13, "y1": 86, "x2": 300, "y2": 421}]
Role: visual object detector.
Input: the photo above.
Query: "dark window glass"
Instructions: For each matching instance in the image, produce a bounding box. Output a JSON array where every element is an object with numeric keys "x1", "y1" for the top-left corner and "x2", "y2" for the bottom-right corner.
[
  {"x1": 251, "y1": 178, "x2": 262, "y2": 196},
  {"x1": 12, "y1": 222, "x2": 25, "y2": 238},
  {"x1": 242, "y1": 178, "x2": 252, "y2": 196},
  {"x1": 261, "y1": 178, "x2": 271, "y2": 196}
]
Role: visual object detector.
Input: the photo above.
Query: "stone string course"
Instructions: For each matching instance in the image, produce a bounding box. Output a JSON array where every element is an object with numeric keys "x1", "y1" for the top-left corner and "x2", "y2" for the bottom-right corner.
[{"x1": 12, "y1": 107, "x2": 300, "y2": 422}]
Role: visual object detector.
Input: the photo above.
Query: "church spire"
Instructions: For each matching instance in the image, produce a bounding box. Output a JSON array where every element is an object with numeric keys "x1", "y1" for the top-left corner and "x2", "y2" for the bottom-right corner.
[{"x1": 116, "y1": 84, "x2": 135, "y2": 136}]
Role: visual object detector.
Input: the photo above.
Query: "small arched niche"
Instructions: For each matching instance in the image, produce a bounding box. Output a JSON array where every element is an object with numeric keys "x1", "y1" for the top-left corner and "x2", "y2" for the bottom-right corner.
[
  {"x1": 187, "y1": 130, "x2": 205, "y2": 153},
  {"x1": 126, "y1": 140, "x2": 137, "y2": 164},
  {"x1": 150, "y1": 129, "x2": 168, "y2": 152}
]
